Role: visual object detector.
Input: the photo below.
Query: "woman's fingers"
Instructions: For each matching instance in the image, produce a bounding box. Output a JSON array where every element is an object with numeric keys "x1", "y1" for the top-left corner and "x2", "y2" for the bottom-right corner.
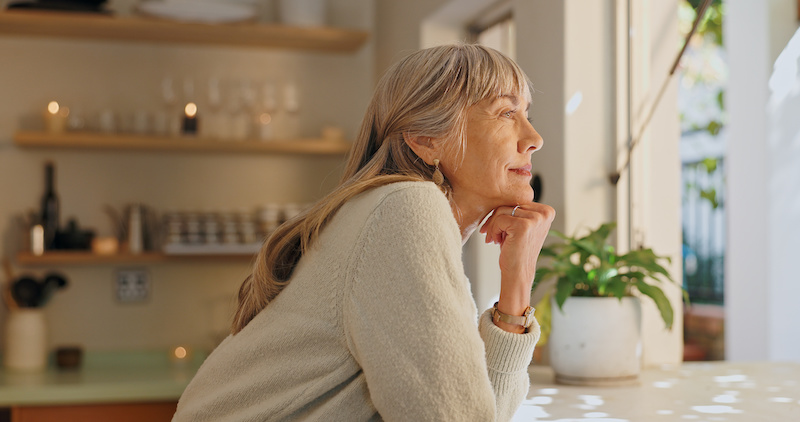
[
  {"x1": 481, "y1": 203, "x2": 555, "y2": 245},
  {"x1": 481, "y1": 203, "x2": 556, "y2": 285}
]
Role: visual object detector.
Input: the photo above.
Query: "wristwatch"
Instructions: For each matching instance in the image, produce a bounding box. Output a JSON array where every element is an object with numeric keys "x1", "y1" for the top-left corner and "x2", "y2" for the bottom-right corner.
[{"x1": 492, "y1": 302, "x2": 535, "y2": 329}]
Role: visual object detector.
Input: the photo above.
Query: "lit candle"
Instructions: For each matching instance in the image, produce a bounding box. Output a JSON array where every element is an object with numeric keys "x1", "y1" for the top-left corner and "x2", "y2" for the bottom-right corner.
[
  {"x1": 257, "y1": 112, "x2": 273, "y2": 141},
  {"x1": 169, "y1": 345, "x2": 193, "y2": 367},
  {"x1": 31, "y1": 224, "x2": 44, "y2": 256},
  {"x1": 44, "y1": 101, "x2": 69, "y2": 134},
  {"x1": 182, "y1": 102, "x2": 198, "y2": 135}
]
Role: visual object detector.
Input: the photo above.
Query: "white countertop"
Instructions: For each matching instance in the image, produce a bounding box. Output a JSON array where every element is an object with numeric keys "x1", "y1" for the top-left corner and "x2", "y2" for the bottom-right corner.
[{"x1": 515, "y1": 362, "x2": 800, "y2": 422}]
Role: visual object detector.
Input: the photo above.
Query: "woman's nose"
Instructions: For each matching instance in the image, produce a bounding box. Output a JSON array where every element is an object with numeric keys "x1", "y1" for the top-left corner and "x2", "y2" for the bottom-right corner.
[{"x1": 520, "y1": 120, "x2": 544, "y2": 153}]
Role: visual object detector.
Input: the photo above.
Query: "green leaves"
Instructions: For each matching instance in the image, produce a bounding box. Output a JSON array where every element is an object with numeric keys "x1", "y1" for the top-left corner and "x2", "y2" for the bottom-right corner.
[
  {"x1": 634, "y1": 282, "x2": 674, "y2": 329},
  {"x1": 700, "y1": 188, "x2": 720, "y2": 209},
  {"x1": 702, "y1": 157, "x2": 718, "y2": 173},
  {"x1": 533, "y1": 222, "x2": 679, "y2": 329},
  {"x1": 617, "y1": 249, "x2": 674, "y2": 284},
  {"x1": 706, "y1": 120, "x2": 722, "y2": 136},
  {"x1": 555, "y1": 277, "x2": 573, "y2": 310}
]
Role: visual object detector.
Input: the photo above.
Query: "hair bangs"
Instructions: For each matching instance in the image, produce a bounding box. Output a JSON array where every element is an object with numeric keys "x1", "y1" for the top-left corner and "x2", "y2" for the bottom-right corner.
[{"x1": 466, "y1": 47, "x2": 532, "y2": 107}]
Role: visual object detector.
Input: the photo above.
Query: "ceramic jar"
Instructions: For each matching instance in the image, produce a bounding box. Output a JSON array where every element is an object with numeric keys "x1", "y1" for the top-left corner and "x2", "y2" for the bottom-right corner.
[{"x1": 4, "y1": 309, "x2": 48, "y2": 371}]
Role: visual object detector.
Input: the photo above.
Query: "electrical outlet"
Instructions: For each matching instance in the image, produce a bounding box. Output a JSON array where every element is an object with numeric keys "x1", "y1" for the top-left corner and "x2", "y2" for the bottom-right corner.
[{"x1": 115, "y1": 269, "x2": 150, "y2": 303}]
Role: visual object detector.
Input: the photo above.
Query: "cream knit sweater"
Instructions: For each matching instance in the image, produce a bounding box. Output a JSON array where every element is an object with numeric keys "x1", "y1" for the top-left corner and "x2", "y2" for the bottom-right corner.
[{"x1": 173, "y1": 181, "x2": 540, "y2": 422}]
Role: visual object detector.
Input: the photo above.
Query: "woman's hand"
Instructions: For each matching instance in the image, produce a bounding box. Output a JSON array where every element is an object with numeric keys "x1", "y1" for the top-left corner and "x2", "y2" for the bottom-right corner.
[{"x1": 479, "y1": 202, "x2": 556, "y2": 333}]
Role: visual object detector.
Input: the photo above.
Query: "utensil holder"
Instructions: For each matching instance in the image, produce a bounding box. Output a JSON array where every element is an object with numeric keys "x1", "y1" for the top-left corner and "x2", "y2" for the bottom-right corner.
[{"x1": 4, "y1": 309, "x2": 48, "y2": 371}]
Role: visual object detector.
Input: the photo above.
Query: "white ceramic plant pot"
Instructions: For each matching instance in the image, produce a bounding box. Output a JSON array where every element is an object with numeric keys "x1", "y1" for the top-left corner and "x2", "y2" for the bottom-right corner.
[
  {"x1": 549, "y1": 296, "x2": 642, "y2": 386},
  {"x1": 4, "y1": 309, "x2": 48, "y2": 372},
  {"x1": 278, "y1": 0, "x2": 326, "y2": 27}
]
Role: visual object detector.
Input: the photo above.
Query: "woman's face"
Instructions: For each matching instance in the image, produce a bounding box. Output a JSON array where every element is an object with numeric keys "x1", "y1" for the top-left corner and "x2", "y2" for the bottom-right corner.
[{"x1": 443, "y1": 95, "x2": 543, "y2": 218}]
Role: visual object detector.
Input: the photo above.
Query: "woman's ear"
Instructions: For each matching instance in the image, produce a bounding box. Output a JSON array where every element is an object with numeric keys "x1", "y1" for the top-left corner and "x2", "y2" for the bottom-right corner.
[{"x1": 402, "y1": 132, "x2": 439, "y2": 165}]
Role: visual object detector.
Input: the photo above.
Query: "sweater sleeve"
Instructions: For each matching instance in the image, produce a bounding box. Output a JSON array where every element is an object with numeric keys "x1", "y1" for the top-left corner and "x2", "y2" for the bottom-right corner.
[{"x1": 342, "y1": 183, "x2": 539, "y2": 422}]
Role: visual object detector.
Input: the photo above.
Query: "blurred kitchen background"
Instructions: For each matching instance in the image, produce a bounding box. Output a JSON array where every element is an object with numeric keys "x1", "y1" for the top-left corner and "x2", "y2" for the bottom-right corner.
[{"x1": 0, "y1": 0, "x2": 377, "y2": 355}]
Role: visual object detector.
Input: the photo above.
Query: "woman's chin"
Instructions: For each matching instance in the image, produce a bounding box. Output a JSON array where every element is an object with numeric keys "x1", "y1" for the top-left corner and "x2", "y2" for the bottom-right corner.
[{"x1": 501, "y1": 186, "x2": 534, "y2": 205}]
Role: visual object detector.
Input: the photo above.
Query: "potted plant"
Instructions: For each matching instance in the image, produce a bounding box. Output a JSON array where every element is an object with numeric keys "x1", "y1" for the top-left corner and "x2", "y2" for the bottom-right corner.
[{"x1": 532, "y1": 222, "x2": 678, "y2": 386}]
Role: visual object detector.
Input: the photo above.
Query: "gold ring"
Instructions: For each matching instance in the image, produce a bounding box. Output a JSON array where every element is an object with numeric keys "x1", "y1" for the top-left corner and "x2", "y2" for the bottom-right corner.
[{"x1": 511, "y1": 205, "x2": 520, "y2": 217}]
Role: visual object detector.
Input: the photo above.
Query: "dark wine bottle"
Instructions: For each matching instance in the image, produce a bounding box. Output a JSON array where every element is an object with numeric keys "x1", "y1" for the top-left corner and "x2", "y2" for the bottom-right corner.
[{"x1": 40, "y1": 161, "x2": 60, "y2": 250}]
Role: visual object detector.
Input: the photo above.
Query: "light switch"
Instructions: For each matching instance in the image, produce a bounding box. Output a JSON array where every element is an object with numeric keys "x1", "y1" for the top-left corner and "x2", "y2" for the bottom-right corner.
[{"x1": 115, "y1": 269, "x2": 150, "y2": 303}]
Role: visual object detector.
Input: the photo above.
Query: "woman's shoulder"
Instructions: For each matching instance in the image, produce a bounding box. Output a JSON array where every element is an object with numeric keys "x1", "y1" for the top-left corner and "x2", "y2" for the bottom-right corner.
[
  {"x1": 349, "y1": 181, "x2": 451, "y2": 223},
  {"x1": 324, "y1": 180, "x2": 458, "y2": 249},
  {"x1": 361, "y1": 180, "x2": 447, "y2": 207},
  {"x1": 351, "y1": 181, "x2": 458, "y2": 238}
]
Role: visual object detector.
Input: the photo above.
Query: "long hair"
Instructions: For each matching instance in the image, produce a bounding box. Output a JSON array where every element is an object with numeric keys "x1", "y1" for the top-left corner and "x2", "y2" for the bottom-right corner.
[{"x1": 231, "y1": 44, "x2": 532, "y2": 333}]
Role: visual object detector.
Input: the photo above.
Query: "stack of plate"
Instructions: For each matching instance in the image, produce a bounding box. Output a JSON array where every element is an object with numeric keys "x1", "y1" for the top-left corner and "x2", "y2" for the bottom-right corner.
[{"x1": 136, "y1": 0, "x2": 256, "y2": 24}]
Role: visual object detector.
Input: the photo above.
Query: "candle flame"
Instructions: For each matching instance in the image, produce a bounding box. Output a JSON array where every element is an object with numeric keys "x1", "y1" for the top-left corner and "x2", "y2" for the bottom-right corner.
[
  {"x1": 47, "y1": 101, "x2": 60, "y2": 114},
  {"x1": 174, "y1": 346, "x2": 187, "y2": 359},
  {"x1": 184, "y1": 102, "x2": 197, "y2": 118}
]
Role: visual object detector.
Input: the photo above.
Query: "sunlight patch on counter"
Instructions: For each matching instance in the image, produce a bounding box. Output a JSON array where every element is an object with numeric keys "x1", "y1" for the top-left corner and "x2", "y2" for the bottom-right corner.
[
  {"x1": 511, "y1": 404, "x2": 550, "y2": 420},
  {"x1": 713, "y1": 374, "x2": 747, "y2": 383},
  {"x1": 578, "y1": 395, "x2": 605, "y2": 406},
  {"x1": 712, "y1": 394, "x2": 739, "y2": 403},
  {"x1": 545, "y1": 419, "x2": 628, "y2": 422},
  {"x1": 691, "y1": 405, "x2": 744, "y2": 414},
  {"x1": 528, "y1": 396, "x2": 553, "y2": 405}
]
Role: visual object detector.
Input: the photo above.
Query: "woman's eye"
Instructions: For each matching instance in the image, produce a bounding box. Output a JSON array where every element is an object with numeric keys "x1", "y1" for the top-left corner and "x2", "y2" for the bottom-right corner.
[{"x1": 502, "y1": 110, "x2": 514, "y2": 118}]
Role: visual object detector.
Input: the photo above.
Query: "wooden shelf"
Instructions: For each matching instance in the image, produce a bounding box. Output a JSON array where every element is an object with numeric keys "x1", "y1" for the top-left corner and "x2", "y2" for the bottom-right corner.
[
  {"x1": 14, "y1": 131, "x2": 352, "y2": 155},
  {"x1": 16, "y1": 251, "x2": 255, "y2": 266},
  {"x1": 0, "y1": 10, "x2": 368, "y2": 52}
]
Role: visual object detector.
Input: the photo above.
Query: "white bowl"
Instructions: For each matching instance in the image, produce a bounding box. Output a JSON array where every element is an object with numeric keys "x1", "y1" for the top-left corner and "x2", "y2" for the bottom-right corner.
[{"x1": 137, "y1": 0, "x2": 256, "y2": 24}]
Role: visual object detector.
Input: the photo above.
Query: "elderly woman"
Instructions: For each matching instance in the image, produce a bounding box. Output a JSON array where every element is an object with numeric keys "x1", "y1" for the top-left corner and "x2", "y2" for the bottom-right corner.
[{"x1": 174, "y1": 44, "x2": 555, "y2": 421}]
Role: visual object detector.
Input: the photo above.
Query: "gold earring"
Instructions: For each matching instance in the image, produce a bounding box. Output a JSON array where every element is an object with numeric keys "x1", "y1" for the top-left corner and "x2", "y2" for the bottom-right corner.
[{"x1": 432, "y1": 159, "x2": 444, "y2": 185}]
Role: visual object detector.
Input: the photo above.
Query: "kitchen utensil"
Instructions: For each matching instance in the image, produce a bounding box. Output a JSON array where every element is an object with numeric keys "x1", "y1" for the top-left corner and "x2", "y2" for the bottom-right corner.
[
  {"x1": 2, "y1": 257, "x2": 14, "y2": 281},
  {"x1": 54, "y1": 218, "x2": 95, "y2": 250},
  {"x1": 103, "y1": 204, "x2": 124, "y2": 240},
  {"x1": 38, "y1": 272, "x2": 68, "y2": 307},
  {"x1": 11, "y1": 276, "x2": 41, "y2": 308},
  {"x1": 2, "y1": 258, "x2": 18, "y2": 311},
  {"x1": 127, "y1": 203, "x2": 143, "y2": 254}
]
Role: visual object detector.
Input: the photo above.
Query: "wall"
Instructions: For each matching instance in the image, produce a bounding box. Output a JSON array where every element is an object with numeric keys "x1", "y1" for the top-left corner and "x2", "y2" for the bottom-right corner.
[
  {"x1": 0, "y1": 0, "x2": 374, "y2": 352},
  {"x1": 726, "y1": 0, "x2": 800, "y2": 361},
  {"x1": 375, "y1": 0, "x2": 448, "y2": 73},
  {"x1": 632, "y1": 0, "x2": 684, "y2": 366}
]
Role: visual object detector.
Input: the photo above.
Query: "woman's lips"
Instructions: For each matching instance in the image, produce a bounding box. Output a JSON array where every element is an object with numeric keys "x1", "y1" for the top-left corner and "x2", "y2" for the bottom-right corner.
[{"x1": 510, "y1": 164, "x2": 532, "y2": 177}]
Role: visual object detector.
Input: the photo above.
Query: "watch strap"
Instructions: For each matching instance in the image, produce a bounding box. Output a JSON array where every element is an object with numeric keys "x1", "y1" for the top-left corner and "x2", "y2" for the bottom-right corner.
[{"x1": 492, "y1": 302, "x2": 535, "y2": 328}]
